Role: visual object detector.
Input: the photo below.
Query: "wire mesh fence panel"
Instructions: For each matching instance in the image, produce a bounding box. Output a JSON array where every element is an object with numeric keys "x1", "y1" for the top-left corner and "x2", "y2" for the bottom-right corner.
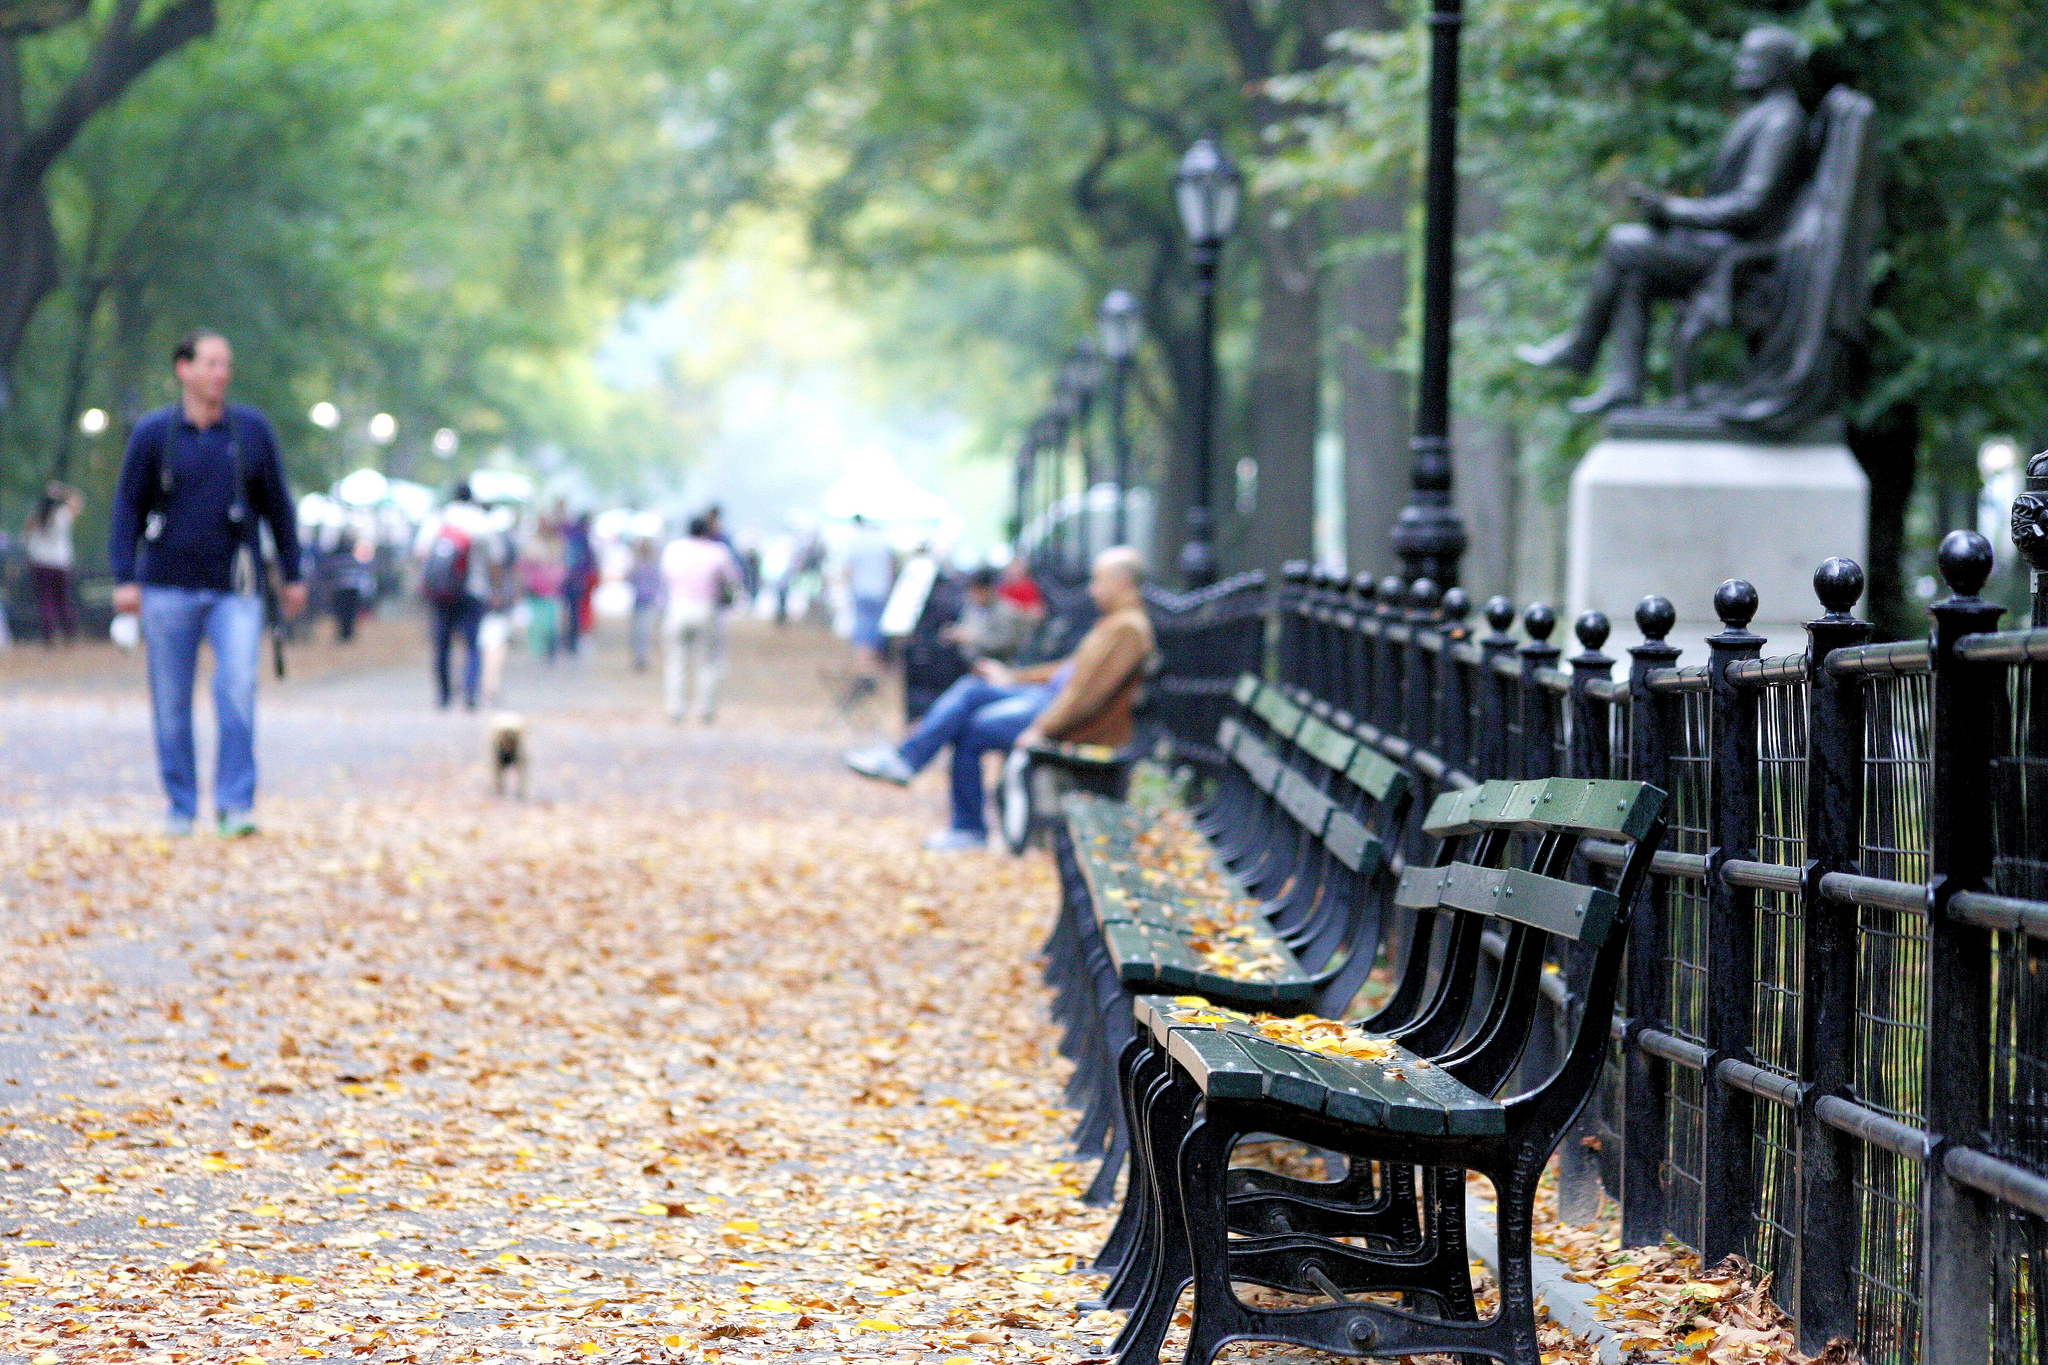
[
  {"x1": 1854, "y1": 670, "x2": 1934, "y2": 1363},
  {"x1": 1753, "y1": 674, "x2": 1808, "y2": 1290},
  {"x1": 1661, "y1": 688, "x2": 1713, "y2": 1249},
  {"x1": 1991, "y1": 659, "x2": 2048, "y2": 1363}
]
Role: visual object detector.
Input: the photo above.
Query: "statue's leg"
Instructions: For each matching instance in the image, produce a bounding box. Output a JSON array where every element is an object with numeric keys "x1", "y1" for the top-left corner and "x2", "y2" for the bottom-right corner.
[
  {"x1": 1567, "y1": 275, "x2": 1650, "y2": 415},
  {"x1": 1518, "y1": 223, "x2": 1646, "y2": 375}
]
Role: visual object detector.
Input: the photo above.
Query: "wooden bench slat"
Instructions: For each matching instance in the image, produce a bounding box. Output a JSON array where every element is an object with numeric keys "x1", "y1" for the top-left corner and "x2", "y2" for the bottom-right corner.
[
  {"x1": 1343, "y1": 744, "x2": 1408, "y2": 803},
  {"x1": 1476, "y1": 776, "x2": 1665, "y2": 842},
  {"x1": 1434, "y1": 862, "x2": 1623, "y2": 947},
  {"x1": 1166, "y1": 1026, "x2": 1268, "y2": 1100},
  {"x1": 1293, "y1": 714, "x2": 1360, "y2": 777},
  {"x1": 1322, "y1": 808, "x2": 1381, "y2": 874},
  {"x1": 1276, "y1": 768, "x2": 1335, "y2": 838}
]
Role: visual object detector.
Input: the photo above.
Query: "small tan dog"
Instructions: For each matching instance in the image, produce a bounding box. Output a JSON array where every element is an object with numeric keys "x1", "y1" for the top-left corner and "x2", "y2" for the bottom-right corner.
[{"x1": 489, "y1": 712, "x2": 527, "y2": 797}]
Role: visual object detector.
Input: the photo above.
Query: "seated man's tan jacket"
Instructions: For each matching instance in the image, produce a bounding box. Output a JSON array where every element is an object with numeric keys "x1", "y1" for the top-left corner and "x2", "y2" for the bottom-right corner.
[{"x1": 1030, "y1": 605, "x2": 1155, "y2": 749}]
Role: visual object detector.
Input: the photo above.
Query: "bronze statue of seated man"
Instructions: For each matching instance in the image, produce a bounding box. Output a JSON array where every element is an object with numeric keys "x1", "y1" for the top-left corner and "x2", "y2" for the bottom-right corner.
[{"x1": 1519, "y1": 26, "x2": 1811, "y2": 416}]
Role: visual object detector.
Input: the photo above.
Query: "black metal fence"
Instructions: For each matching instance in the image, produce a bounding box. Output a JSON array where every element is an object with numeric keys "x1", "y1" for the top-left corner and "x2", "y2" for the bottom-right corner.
[{"x1": 1255, "y1": 537, "x2": 2047, "y2": 1364}]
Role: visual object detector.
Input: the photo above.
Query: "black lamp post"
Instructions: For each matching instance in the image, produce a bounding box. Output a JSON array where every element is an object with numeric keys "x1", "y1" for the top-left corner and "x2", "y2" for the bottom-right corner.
[
  {"x1": 1098, "y1": 288, "x2": 1141, "y2": 546},
  {"x1": 1010, "y1": 426, "x2": 1035, "y2": 547},
  {"x1": 1173, "y1": 135, "x2": 1241, "y2": 589},
  {"x1": 1389, "y1": 0, "x2": 1470, "y2": 587},
  {"x1": 1063, "y1": 341, "x2": 1104, "y2": 568},
  {"x1": 1048, "y1": 380, "x2": 1078, "y2": 578}
]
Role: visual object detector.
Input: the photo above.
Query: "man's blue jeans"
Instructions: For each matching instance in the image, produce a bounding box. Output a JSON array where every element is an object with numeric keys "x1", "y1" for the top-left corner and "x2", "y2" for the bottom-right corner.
[
  {"x1": 432, "y1": 595, "x2": 484, "y2": 707},
  {"x1": 898, "y1": 674, "x2": 1054, "y2": 835},
  {"x1": 140, "y1": 587, "x2": 264, "y2": 822}
]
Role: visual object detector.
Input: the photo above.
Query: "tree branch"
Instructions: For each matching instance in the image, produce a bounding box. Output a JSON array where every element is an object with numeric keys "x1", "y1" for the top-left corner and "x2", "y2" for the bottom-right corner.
[{"x1": 10, "y1": 0, "x2": 214, "y2": 189}]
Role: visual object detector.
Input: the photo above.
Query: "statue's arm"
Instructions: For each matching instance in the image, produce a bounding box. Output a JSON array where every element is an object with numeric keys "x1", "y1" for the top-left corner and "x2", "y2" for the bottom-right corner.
[{"x1": 1655, "y1": 103, "x2": 1805, "y2": 235}]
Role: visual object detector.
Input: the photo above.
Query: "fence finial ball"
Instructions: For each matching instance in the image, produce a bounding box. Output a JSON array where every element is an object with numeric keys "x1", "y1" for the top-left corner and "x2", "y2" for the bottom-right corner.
[
  {"x1": 1574, "y1": 610, "x2": 1610, "y2": 652},
  {"x1": 1351, "y1": 571, "x2": 1377, "y2": 600},
  {"x1": 1522, "y1": 602, "x2": 1557, "y2": 641},
  {"x1": 1484, "y1": 595, "x2": 1517, "y2": 633},
  {"x1": 1714, "y1": 579, "x2": 1759, "y2": 630},
  {"x1": 1408, "y1": 578, "x2": 1441, "y2": 612},
  {"x1": 1283, "y1": 560, "x2": 1311, "y2": 584},
  {"x1": 1812, "y1": 557, "x2": 1865, "y2": 616},
  {"x1": 1635, "y1": 595, "x2": 1676, "y2": 641},
  {"x1": 1937, "y1": 529, "x2": 1995, "y2": 598},
  {"x1": 1378, "y1": 576, "x2": 1406, "y2": 608},
  {"x1": 1440, "y1": 586, "x2": 1472, "y2": 623}
]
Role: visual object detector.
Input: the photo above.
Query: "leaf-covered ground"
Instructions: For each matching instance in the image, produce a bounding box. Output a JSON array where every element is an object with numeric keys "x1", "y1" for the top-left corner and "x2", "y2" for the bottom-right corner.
[{"x1": 0, "y1": 620, "x2": 1843, "y2": 1364}]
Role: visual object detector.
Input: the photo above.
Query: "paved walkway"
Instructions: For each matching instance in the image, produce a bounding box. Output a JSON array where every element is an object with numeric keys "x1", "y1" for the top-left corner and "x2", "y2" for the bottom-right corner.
[{"x1": 0, "y1": 617, "x2": 1121, "y2": 1363}]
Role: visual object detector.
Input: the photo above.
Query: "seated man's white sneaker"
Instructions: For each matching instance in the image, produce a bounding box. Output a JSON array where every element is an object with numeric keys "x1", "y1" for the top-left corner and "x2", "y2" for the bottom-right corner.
[
  {"x1": 922, "y1": 828, "x2": 987, "y2": 852},
  {"x1": 843, "y1": 746, "x2": 914, "y2": 785}
]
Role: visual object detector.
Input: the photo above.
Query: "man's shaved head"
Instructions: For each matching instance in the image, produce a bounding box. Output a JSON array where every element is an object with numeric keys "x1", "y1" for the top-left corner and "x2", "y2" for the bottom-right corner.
[{"x1": 1095, "y1": 547, "x2": 1146, "y2": 586}]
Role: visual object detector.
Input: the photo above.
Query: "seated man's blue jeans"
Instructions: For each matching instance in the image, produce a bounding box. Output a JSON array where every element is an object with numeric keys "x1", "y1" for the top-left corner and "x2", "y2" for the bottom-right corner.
[
  {"x1": 898, "y1": 674, "x2": 1055, "y2": 835},
  {"x1": 140, "y1": 587, "x2": 264, "y2": 822}
]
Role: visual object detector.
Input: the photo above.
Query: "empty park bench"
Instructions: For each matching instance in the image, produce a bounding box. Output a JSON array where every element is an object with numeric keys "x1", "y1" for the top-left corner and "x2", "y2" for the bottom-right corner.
[
  {"x1": 1039, "y1": 668, "x2": 1411, "y2": 1202},
  {"x1": 1092, "y1": 776, "x2": 1666, "y2": 1365}
]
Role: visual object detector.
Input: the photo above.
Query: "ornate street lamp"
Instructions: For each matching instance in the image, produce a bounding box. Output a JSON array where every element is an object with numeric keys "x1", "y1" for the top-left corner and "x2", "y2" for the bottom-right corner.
[
  {"x1": 1389, "y1": 0, "x2": 1470, "y2": 587},
  {"x1": 1063, "y1": 341, "x2": 1104, "y2": 568},
  {"x1": 1098, "y1": 289, "x2": 1141, "y2": 546},
  {"x1": 1173, "y1": 135, "x2": 1241, "y2": 588}
]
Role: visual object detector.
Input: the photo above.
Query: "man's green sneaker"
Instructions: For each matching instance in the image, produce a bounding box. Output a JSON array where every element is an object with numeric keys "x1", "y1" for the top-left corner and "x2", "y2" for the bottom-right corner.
[{"x1": 218, "y1": 812, "x2": 258, "y2": 838}]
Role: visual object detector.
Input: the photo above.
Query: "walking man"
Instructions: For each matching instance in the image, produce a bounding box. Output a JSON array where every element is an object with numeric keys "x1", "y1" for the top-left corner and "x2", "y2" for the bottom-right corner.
[
  {"x1": 416, "y1": 481, "x2": 508, "y2": 710},
  {"x1": 109, "y1": 330, "x2": 306, "y2": 836},
  {"x1": 660, "y1": 513, "x2": 743, "y2": 724}
]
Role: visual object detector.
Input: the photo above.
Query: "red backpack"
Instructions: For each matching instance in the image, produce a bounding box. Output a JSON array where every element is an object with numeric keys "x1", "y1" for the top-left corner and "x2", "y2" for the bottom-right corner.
[{"x1": 422, "y1": 524, "x2": 473, "y2": 604}]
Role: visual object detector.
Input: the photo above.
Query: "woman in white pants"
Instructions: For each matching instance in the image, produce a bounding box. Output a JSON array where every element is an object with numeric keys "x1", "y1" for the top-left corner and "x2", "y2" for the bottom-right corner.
[{"x1": 660, "y1": 514, "x2": 743, "y2": 723}]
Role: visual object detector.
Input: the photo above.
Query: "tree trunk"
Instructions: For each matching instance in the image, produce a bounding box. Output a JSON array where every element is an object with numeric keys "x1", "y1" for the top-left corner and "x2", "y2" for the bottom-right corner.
[
  {"x1": 1336, "y1": 189, "x2": 1408, "y2": 580},
  {"x1": 1233, "y1": 213, "x2": 1321, "y2": 579},
  {"x1": 1847, "y1": 400, "x2": 1918, "y2": 641}
]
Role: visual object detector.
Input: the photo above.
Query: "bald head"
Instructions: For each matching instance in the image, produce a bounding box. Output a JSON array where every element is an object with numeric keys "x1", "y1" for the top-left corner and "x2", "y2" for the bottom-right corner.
[{"x1": 1090, "y1": 547, "x2": 1146, "y2": 612}]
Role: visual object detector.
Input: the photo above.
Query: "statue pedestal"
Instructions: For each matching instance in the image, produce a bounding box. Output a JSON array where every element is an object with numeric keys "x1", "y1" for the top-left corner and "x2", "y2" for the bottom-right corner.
[{"x1": 1565, "y1": 422, "x2": 1868, "y2": 655}]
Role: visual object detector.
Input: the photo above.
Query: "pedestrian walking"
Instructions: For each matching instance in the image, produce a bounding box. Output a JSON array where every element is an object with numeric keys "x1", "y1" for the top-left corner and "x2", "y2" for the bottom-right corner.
[
  {"x1": 627, "y1": 537, "x2": 660, "y2": 672},
  {"x1": 23, "y1": 481, "x2": 84, "y2": 644},
  {"x1": 521, "y1": 533, "x2": 564, "y2": 660},
  {"x1": 323, "y1": 529, "x2": 373, "y2": 642},
  {"x1": 842, "y1": 512, "x2": 895, "y2": 676},
  {"x1": 416, "y1": 481, "x2": 509, "y2": 710},
  {"x1": 107, "y1": 330, "x2": 306, "y2": 837},
  {"x1": 660, "y1": 514, "x2": 742, "y2": 724}
]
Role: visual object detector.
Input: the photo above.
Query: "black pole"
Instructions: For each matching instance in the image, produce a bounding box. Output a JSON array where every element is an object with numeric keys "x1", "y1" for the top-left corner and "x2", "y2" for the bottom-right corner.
[
  {"x1": 1179, "y1": 243, "x2": 1221, "y2": 588},
  {"x1": 1389, "y1": 0, "x2": 1469, "y2": 587},
  {"x1": 1074, "y1": 383, "x2": 1095, "y2": 572},
  {"x1": 1011, "y1": 431, "x2": 1033, "y2": 546},
  {"x1": 1110, "y1": 354, "x2": 1132, "y2": 546}
]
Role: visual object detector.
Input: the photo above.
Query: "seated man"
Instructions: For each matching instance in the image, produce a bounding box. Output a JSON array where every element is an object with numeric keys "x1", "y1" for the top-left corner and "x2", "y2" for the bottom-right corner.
[{"x1": 844, "y1": 547, "x2": 1153, "y2": 850}]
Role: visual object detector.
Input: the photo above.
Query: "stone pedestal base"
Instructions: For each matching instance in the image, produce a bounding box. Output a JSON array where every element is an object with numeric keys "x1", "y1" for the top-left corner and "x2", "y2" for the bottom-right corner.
[{"x1": 1566, "y1": 433, "x2": 1868, "y2": 656}]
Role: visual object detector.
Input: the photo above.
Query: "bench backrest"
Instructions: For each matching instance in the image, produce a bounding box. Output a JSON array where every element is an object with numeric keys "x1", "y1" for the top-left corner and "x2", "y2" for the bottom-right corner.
[{"x1": 1401, "y1": 777, "x2": 1665, "y2": 948}]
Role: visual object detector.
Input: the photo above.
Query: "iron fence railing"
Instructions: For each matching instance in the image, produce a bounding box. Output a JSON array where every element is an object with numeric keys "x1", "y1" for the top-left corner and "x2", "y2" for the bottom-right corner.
[{"x1": 1214, "y1": 536, "x2": 2048, "y2": 1365}]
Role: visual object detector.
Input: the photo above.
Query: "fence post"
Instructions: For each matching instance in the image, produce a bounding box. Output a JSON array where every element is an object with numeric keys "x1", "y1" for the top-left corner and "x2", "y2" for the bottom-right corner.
[
  {"x1": 1622, "y1": 595, "x2": 1681, "y2": 1247},
  {"x1": 1919, "y1": 532, "x2": 2005, "y2": 1365},
  {"x1": 1437, "y1": 588, "x2": 1473, "y2": 776},
  {"x1": 1345, "y1": 573, "x2": 1377, "y2": 720},
  {"x1": 1279, "y1": 561, "x2": 1309, "y2": 685},
  {"x1": 1795, "y1": 558, "x2": 1872, "y2": 1352},
  {"x1": 1703, "y1": 579, "x2": 1764, "y2": 1264},
  {"x1": 1375, "y1": 574, "x2": 1408, "y2": 735},
  {"x1": 1517, "y1": 603, "x2": 1560, "y2": 778},
  {"x1": 1558, "y1": 609, "x2": 1615, "y2": 1223},
  {"x1": 1405, "y1": 580, "x2": 1442, "y2": 754},
  {"x1": 1478, "y1": 596, "x2": 1518, "y2": 780}
]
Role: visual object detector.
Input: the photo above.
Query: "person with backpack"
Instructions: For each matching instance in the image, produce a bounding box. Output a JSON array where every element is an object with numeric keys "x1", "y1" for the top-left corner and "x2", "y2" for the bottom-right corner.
[
  {"x1": 108, "y1": 330, "x2": 306, "y2": 837},
  {"x1": 414, "y1": 481, "x2": 506, "y2": 710}
]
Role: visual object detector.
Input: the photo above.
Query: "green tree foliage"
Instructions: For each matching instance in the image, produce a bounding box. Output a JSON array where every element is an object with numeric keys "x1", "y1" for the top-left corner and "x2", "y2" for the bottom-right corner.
[
  {"x1": 4, "y1": 0, "x2": 801, "y2": 524},
  {"x1": 1278, "y1": 0, "x2": 2048, "y2": 629}
]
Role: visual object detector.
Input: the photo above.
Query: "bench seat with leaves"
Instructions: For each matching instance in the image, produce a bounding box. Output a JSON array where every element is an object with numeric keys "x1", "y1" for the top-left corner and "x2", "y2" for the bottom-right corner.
[{"x1": 1090, "y1": 776, "x2": 1666, "y2": 1365}]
